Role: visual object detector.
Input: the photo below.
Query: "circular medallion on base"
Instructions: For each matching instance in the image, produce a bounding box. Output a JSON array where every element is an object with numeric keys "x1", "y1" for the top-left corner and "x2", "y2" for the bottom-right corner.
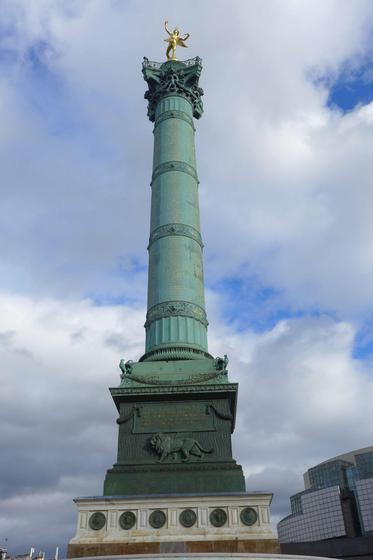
[
  {"x1": 119, "y1": 511, "x2": 136, "y2": 530},
  {"x1": 240, "y1": 507, "x2": 258, "y2": 526},
  {"x1": 179, "y1": 508, "x2": 197, "y2": 527},
  {"x1": 210, "y1": 508, "x2": 227, "y2": 527},
  {"x1": 149, "y1": 509, "x2": 166, "y2": 529},
  {"x1": 89, "y1": 512, "x2": 106, "y2": 531}
]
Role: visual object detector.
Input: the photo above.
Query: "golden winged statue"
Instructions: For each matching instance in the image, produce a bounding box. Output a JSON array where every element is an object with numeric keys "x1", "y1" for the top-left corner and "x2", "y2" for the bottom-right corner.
[{"x1": 164, "y1": 20, "x2": 190, "y2": 61}]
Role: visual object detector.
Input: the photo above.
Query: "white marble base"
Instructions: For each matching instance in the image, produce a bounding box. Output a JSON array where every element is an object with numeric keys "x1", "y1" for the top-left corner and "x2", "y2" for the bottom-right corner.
[{"x1": 69, "y1": 493, "x2": 276, "y2": 546}]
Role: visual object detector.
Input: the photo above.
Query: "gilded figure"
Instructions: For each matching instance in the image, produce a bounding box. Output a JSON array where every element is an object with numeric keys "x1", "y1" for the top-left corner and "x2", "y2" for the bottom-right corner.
[{"x1": 164, "y1": 20, "x2": 189, "y2": 60}]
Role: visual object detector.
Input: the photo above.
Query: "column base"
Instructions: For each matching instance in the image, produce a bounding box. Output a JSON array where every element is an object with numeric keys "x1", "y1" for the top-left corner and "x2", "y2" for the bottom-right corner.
[
  {"x1": 104, "y1": 462, "x2": 245, "y2": 496},
  {"x1": 67, "y1": 492, "x2": 278, "y2": 558},
  {"x1": 140, "y1": 344, "x2": 212, "y2": 362},
  {"x1": 68, "y1": 538, "x2": 280, "y2": 557}
]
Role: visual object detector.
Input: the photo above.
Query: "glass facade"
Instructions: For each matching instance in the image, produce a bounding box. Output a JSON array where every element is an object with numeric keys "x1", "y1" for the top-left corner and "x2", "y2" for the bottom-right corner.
[
  {"x1": 308, "y1": 460, "x2": 350, "y2": 490},
  {"x1": 356, "y1": 451, "x2": 373, "y2": 479},
  {"x1": 355, "y1": 478, "x2": 373, "y2": 533},
  {"x1": 278, "y1": 447, "x2": 373, "y2": 543},
  {"x1": 290, "y1": 493, "x2": 303, "y2": 515},
  {"x1": 278, "y1": 486, "x2": 346, "y2": 543}
]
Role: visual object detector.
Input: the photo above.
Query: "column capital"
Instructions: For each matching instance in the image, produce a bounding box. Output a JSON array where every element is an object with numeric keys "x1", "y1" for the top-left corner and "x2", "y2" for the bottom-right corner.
[{"x1": 142, "y1": 57, "x2": 204, "y2": 122}]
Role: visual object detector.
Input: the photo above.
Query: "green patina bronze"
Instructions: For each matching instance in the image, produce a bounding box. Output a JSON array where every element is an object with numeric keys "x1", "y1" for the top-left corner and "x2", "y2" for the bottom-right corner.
[
  {"x1": 240, "y1": 507, "x2": 258, "y2": 526},
  {"x1": 179, "y1": 509, "x2": 197, "y2": 527},
  {"x1": 119, "y1": 511, "x2": 137, "y2": 530},
  {"x1": 103, "y1": 57, "x2": 245, "y2": 496},
  {"x1": 210, "y1": 508, "x2": 228, "y2": 527},
  {"x1": 149, "y1": 510, "x2": 167, "y2": 529},
  {"x1": 89, "y1": 512, "x2": 106, "y2": 531},
  {"x1": 142, "y1": 57, "x2": 208, "y2": 361}
]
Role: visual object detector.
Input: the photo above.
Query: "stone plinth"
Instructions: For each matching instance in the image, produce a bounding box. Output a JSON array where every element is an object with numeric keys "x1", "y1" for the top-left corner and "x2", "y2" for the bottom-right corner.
[
  {"x1": 104, "y1": 359, "x2": 245, "y2": 497},
  {"x1": 67, "y1": 493, "x2": 278, "y2": 558}
]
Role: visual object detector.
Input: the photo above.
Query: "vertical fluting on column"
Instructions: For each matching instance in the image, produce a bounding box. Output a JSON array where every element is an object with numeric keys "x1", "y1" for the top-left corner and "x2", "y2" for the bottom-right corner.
[{"x1": 141, "y1": 58, "x2": 210, "y2": 361}]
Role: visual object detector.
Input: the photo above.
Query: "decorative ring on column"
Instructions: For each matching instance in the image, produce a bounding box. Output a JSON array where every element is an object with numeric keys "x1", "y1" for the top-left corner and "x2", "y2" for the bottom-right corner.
[
  {"x1": 145, "y1": 300, "x2": 208, "y2": 328},
  {"x1": 151, "y1": 160, "x2": 199, "y2": 184},
  {"x1": 209, "y1": 508, "x2": 227, "y2": 527},
  {"x1": 240, "y1": 507, "x2": 258, "y2": 526},
  {"x1": 179, "y1": 508, "x2": 197, "y2": 527},
  {"x1": 154, "y1": 110, "x2": 195, "y2": 131},
  {"x1": 149, "y1": 509, "x2": 167, "y2": 529},
  {"x1": 119, "y1": 511, "x2": 136, "y2": 530},
  {"x1": 148, "y1": 223, "x2": 203, "y2": 250},
  {"x1": 89, "y1": 512, "x2": 106, "y2": 530}
]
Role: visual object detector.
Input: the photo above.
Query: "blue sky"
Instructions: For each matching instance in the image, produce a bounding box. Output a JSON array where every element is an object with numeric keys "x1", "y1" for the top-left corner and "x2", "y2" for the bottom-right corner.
[
  {"x1": 328, "y1": 60, "x2": 373, "y2": 111},
  {"x1": 1, "y1": 0, "x2": 373, "y2": 556}
]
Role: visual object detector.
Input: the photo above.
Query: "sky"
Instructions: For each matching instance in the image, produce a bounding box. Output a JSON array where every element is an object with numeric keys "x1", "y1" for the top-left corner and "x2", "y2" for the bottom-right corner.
[{"x1": 1, "y1": 0, "x2": 373, "y2": 556}]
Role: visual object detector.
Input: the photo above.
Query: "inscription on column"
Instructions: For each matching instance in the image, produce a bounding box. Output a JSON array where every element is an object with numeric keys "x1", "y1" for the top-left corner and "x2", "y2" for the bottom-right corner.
[{"x1": 133, "y1": 401, "x2": 215, "y2": 433}]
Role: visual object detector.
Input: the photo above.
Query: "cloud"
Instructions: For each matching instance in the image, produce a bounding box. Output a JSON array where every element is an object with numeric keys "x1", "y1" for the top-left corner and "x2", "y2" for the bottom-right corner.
[{"x1": 0, "y1": 292, "x2": 144, "y2": 553}]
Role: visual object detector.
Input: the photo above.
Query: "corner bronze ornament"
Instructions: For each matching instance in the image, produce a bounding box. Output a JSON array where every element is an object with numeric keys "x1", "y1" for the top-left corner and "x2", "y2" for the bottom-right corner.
[
  {"x1": 119, "y1": 359, "x2": 133, "y2": 379},
  {"x1": 213, "y1": 354, "x2": 229, "y2": 373},
  {"x1": 116, "y1": 405, "x2": 141, "y2": 425},
  {"x1": 164, "y1": 20, "x2": 190, "y2": 60},
  {"x1": 150, "y1": 432, "x2": 213, "y2": 462}
]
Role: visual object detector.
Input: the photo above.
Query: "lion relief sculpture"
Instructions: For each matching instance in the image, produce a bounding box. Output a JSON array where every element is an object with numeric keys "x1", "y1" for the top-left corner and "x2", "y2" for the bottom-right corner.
[{"x1": 150, "y1": 433, "x2": 213, "y2": 462}]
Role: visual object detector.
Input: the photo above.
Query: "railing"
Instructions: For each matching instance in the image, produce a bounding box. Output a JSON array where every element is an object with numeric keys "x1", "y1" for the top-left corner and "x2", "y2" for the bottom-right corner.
[
  {"x1": 143, "y1": 58, "x2": 162, "y2": 69},
  {"x1": 184, "y1": 56, "x2": 202, "y2": 66},
  {"x1": 143, "y1": 56, "x2": 202, "y2": 69}
]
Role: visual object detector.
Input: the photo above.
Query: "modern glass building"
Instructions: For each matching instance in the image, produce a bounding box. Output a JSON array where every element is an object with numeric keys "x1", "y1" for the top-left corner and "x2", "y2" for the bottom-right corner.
[{"x1": 278, "y1": 446, "x2": 373, "y2": 544}]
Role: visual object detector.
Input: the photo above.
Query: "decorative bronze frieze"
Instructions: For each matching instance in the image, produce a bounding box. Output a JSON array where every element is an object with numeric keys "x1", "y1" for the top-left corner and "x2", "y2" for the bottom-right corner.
[
  {"x1": 149, "y1": 432, "x2": 213, "y2": 462},
  {"x1": 145, "y1": 300, "x2": 208, "y2": 328},
  {"x1": 148, "y1": 223, "x2": 203, "y2": 250},
  {"x1": 151, "y1": 160, "x2": 199, "y2": 184},
  {"x1": 126, "y1": 371, "x2": 221, "y2": 387}
]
